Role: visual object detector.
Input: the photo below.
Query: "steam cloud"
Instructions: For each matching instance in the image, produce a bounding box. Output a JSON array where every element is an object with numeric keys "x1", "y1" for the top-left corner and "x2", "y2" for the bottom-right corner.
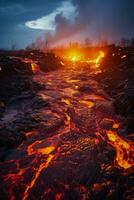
[{"x1": 27, "y1": 0, "x2": 134, "y2": 48}]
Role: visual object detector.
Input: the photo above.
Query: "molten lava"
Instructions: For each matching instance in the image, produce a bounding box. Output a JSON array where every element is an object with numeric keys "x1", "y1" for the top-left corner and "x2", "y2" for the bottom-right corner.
[
  {"x1": 0, "y1": 53, "x2": 133, "y2": 200},
  {"x1": 95, "y1": 51, "x2": 105, "y2": 66},
  {"x1": 23, "y1": 154, "x2": 54, "y2": 200},
  {"x1": 66, "y1": 49, "x2": 82, "y2": 62},
  {"x1": 31, "y1": 63, "x2": 39, "y2": 73},
  {"x1": 79, "y1": 100, "x2": 95, "y2": 108},
  {"x1": 106, "y1": 130, "x2": 134, "y2": 169},
  {"x1": 72, "y1": 56, "x2": 77, "y2": 62}
]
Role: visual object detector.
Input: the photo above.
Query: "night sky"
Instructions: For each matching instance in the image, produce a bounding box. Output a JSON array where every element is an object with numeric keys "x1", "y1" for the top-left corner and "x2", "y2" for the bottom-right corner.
[{"x1": 0, "y1": 0, "x2": 134, "y2": 49}]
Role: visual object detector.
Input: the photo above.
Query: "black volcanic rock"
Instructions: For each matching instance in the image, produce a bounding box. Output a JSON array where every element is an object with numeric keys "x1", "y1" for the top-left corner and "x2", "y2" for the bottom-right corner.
[
  {"x1": 95, "y1": 47, "x2": 134, "y2": 134},
  {"x1": 0, "y1": 56, "x2": 33, "y2": 78},
  {"x1": 38, "y1": 53, "x2": 64, "y2": 72},
  {"x1": 0, "y1": 55, "x2": 36, "y2": 103}
]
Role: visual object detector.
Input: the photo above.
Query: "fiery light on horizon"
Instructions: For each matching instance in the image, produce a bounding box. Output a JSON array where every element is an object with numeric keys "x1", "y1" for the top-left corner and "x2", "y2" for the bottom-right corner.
[
  {"x1": 95, "y1": 51, "x2": 105, "y2": 66},
  {"x1": 64, "y1": 49, "x2": 105, "y2": 66},
  {"x1": 65, "y1": 49, "x2": 83, "y2": 62},
  {"x1": 72, "y1": 56, "x2": 77, "y2": 62}
]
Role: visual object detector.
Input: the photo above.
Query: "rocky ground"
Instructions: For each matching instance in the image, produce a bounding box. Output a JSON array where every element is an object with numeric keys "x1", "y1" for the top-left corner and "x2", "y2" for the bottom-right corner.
[
  {"x1": 0, "y1": 50, "x2": 133, "y2": 200},
  {"x1": 95, "y1": 47, "x2": 134, "y2": 136}
]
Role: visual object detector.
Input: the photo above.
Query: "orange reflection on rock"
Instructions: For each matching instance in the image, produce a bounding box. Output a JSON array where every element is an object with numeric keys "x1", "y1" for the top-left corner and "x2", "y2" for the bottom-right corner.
[
  {"x1": 25, "y1": 130, "x2": 36, "y2": 137},
  {"x1": 112, "y1": 122, "x2": 120, "y2": 129},
  {"x1": 27, "y1": 141, "x2": 41, "y2": 155},
  {"x1": 62, "y1": 98, "x2": 71, "y2": 106},
  {"x1": 106, "y1": 130, "x2": 134, "y2": 169}
]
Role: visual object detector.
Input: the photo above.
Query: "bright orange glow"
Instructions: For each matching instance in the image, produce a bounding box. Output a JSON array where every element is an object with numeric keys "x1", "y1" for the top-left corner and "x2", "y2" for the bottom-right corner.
[
  {"x1": 95, "y1": 51, "x2": 105, "y2": 67},
  {"x1": 62, "y1": 98, "x2": 71, "y2": 106},
  {"x1": 67, "y1": 79, "x2": 80, "y2": 83},
  {"x1": 65, "y1": 113, "x2": 71, "y2": 125},
  {"x1": 72, "y1": 56, "x2": 77, "y2": 62},
  {"x1": 106, "y1": 130, "x2": 134, "y2": 169},
  {"x1": 23, "y1": 143, "x2": 55, "y2": 200},
  {"x1": 37, "y1": 146, "x2": 55, "y2": 155},
  {"x1": 66, "y1": 50, "x2": 82, "y2": 62},
  {"x1": 86, "y1": 50, "x2": 105, "y2": 69},
  {"x1": 112, "y1": 122, "x2": 120, "y2": 129},
  {"x1": 31, "y1": 63, "x2": 38, "y2": 73},
  {"x1": 79, "y1": 100, "x2": 95, "y2": 108},
  {"x1": 27, "y1": 141, "x2": 55, "y2": 156}
]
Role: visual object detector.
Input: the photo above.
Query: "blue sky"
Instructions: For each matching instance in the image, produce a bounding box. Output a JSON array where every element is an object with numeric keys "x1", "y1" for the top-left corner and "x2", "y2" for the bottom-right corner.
[{"x1": 0, "y1": 0, "x2": 134, "y2": 49}]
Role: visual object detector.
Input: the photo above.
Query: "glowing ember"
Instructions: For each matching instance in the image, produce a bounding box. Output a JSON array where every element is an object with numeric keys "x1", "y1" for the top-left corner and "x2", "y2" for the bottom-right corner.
[
  {"x1": 79, "y1": 100, "x2": 95, "y2": 108},
  {"x1": 31, "y1": 63, "x2": 38, "y2": 73},
  {"x1": 67, "y1": 79, "x2": 80, "y2": 83},
  {"x1": 65, "y1": 113, "x2": 71, "y2": 125},
  {"x1": 25, "y1": 131, "x2": 36, "y2": 137},
  {"x1": 112, "y1": 122, "x2": 120, "y2": 129},
  {"x1": 121, "y1": 55, "x2": 127, "y2": 59},
  {"x1": 106, "y1": 130, "x2": 134, "y2": 169},
  {"x1": 37, "y1": 146, "x2": 55, "y2": 155}
]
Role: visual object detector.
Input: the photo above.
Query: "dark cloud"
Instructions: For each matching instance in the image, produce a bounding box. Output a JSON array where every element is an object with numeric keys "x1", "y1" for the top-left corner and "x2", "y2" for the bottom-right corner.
[
  {"x1": 73, "y1": 0, "x2": 134, "y2": 40},
  {"x1": 0, "y1": 0, "x2": 134, "y2": 48},
  {"x1": 35, "y1": 0, "x2": 134, "y2": 48}
]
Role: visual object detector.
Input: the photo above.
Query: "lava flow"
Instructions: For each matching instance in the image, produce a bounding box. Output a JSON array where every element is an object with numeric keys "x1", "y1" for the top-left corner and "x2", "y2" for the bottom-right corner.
[
  {"x1": 95, "y1": 51, "x2": 105, "y2": 67},
  {"x1": 0, "y1": 55, "x2": 133, "y2": 200},
  {"x1": 23, "y1": 154, "x2": 54, "y2": 200},
  {"x1": 106, "y1": 130, "x2": 134, "y2": 169}
]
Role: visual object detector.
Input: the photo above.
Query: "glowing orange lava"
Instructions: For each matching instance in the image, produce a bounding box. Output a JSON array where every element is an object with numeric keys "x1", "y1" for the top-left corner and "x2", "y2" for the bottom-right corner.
[
  {"x1": 86, "y1": 50, "x2": 105, "y2": 69},
  {"x1": 23, "y1": 154, "x2": 54, "y2": 200},
  {"x1": 106, "y1": 130, "x2": 134, "y2": 169},
  {"x1": 95, "y1": 51, "x2": 105, "y2": 66},
  {"x1": 61, "y1": 98, "x2": 71, "y2": 106},
  {"x1": 67, "y1": 79, "x2": 80, "y2": 83},
  {"x1": 22, "y1": 143, "x2": 55, "y2": 200},
  {"x1": 72, "y1": 56, "x2": 77, "y2": 62},
  {"x1": 79, "y1": 100, "x2": 95, "y2": 108},
  {"x1": 37, "y1": 146, "x2": 55, "y2": 155},
  {"x1": 65, "y1": 113, "x2": 71, "y2": 125},
  {"x1": 66, "y1": 50, "x2": 82, "y2": 62},
  {"x1": 31, "y1": 63, "x2": 38, "y2": 73},
  {"x1": 27, "y1": 141, "x2": 55, "y2": 156}
]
